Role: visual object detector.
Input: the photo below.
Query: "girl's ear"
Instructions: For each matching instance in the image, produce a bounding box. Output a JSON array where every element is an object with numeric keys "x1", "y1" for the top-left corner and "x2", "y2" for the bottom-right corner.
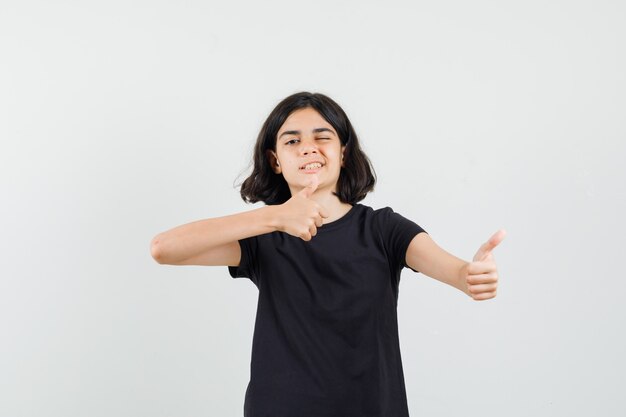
[
  {"x1": 341, "y1": 146, "x2": 346, "y2": 167},
  {"x1": 267, "y1": 150, "x2": 281, "y2": 174}
]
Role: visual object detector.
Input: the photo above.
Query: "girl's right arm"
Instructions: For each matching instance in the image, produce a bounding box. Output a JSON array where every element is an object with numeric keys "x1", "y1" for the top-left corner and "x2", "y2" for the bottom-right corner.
[
  {"x1": 150, "y1": 206, "x2": 279, "y2": 266},
  {"x1": 150, "y1": 182, "x2": 327, "y2": 266}
]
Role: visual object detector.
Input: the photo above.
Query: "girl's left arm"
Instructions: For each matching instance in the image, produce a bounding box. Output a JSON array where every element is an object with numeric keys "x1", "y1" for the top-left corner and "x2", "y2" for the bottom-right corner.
[{"x1": 405, "y1": 230, "x2": 506, "y2": 301}]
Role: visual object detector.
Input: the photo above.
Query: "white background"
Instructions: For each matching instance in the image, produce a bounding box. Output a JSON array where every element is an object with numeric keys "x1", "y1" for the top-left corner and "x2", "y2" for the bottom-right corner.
[{"x1": 1, "y1": 0, "x2": 625, "y2": 416}]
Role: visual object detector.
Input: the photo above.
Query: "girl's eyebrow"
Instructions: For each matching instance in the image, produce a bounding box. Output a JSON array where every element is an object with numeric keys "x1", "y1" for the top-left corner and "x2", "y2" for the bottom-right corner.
[{"x1": 278, "y1": 127, "x2": 336, "y2": 139}]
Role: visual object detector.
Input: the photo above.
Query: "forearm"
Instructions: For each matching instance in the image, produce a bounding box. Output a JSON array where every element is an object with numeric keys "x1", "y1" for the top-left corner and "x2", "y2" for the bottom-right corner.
[
  {"x1": 406, "y1": 233, "x2": 471, "y2": 296},
  {"x1": 150, "y1": 205, "x2": 278, "y2": 264},
  {"x1": 430, "y1": 254, "x2": 470, "y2": 296}
]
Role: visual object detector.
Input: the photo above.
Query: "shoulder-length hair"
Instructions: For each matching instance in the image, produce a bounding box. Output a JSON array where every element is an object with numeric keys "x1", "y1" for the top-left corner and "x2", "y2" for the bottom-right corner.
[{"x1": 239, "y1": 91, "x2": 376, "y2": 205}]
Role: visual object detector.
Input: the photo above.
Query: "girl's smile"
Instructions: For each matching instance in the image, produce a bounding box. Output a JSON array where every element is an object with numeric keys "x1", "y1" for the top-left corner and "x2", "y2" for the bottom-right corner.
[{"x1": 299, "y1": 160, "x2": 325, "y2": 173}]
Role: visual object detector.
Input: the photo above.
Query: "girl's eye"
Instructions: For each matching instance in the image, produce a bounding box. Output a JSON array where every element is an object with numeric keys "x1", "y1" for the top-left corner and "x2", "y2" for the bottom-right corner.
[{"x1": 285, "y1": 137, "x2": 330, "y2": 145}]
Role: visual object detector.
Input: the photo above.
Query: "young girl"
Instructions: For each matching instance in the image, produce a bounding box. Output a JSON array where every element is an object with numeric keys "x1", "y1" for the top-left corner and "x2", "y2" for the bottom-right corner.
[{"x1": 150, "y1": 92, "x2": 505, "y2": 417}]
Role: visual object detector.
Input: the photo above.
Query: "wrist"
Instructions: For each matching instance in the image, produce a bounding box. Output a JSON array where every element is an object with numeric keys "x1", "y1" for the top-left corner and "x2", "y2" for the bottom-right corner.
[
  {"x1": 262, "y1": 205, "x2": 282, "y2": 232},
  {"x1": 459, "y1": 261, "x2": 471, "y2": 296}
]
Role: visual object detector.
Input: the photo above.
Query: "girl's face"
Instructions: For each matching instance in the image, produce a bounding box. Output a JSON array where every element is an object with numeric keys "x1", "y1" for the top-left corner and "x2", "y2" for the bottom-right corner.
[{"x1": 269, "y1": 107, "x2": 345, "y2": 196}]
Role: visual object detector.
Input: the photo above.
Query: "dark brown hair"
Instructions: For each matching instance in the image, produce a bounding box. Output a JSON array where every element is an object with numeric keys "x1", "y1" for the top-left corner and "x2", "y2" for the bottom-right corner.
[{"x1": 239, "y1": 91, "x2": 376, "y2": 205}]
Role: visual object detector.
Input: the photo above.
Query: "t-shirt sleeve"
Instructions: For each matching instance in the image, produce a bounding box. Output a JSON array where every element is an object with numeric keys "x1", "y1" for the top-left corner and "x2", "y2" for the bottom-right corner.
[
  {"x1": 227, "y1": 235, "x2": 260, "y2": 285},
  {"x1": 379, "y1": 207, "x2": 428, "y2": 273}
]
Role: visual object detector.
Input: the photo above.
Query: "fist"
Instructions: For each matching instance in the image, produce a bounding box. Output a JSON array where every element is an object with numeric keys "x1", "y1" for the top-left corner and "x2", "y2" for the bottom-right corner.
[
  {"x1": 275, "y1": 176, "x2": 329, "y2": 241},
  {"x1": 465, "y1": 229, "x2": 506, "y2": 301}
]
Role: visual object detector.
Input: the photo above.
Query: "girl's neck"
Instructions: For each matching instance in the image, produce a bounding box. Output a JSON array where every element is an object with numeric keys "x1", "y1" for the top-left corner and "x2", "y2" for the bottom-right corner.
[{"x1": 307, "y1": 190, "x2": 353, "y2": 224}]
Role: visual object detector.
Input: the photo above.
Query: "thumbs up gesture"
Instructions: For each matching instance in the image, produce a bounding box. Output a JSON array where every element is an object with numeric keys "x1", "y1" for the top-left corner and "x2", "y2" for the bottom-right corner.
[
  {"x1": 274, "y1": 175, "x2": 330, "y2": 241},
  {"x1": 464, "y1": 229, "x2": 506, "y2": 300}
]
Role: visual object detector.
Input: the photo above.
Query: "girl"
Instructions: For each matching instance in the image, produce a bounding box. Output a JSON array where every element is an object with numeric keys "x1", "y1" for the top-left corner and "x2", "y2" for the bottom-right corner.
[{"x1": 150, "y1": 92, "x2": 505, "y2": 417}]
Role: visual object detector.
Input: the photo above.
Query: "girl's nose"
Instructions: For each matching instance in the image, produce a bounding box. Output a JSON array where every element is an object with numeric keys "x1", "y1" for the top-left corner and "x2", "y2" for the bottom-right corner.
[{"x1": 301, "y1": 141, "x2": 318, "y2": 155}]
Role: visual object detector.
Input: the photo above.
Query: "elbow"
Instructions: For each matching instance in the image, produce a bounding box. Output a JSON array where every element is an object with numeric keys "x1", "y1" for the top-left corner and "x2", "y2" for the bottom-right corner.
[
  {"x1": 150, "y1": 234, "x2": 189, "y2": 265},
  {"x1": 150, "y1": 235, "x2": 166, "y2": 264}
]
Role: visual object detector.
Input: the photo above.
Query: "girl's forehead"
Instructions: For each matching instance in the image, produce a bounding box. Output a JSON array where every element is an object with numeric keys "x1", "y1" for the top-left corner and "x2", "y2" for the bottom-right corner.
[{"x1": 278, "y1": 108, "x2": 334, "y2": 134}]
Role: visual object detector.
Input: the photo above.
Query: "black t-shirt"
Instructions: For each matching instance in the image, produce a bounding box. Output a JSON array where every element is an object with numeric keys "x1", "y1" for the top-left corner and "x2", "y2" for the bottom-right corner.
[{"x1": 228, "y1": 203, "x2": 427, "y2": 417}]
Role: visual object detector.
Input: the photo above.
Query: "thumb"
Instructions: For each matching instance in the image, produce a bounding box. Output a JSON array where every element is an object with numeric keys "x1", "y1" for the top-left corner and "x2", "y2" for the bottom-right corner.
[
  {"x1": 299, "y1": 175, "x2": 319, "y2": 198},
  {"x1": 473, "y1": 229, "x2": 507, "y2": 262}
]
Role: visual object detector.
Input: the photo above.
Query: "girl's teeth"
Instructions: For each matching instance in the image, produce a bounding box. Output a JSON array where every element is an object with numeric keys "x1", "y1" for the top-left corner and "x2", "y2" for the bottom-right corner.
[{"x1": 303, "y1": 163, "x2": 322, "y2": 170}]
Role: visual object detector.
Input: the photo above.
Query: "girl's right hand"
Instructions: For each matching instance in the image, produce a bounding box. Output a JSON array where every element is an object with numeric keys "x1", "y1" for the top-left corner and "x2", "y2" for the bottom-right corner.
[{"x1": 274, "y1": 176, "x2": 329, "y2": 241}]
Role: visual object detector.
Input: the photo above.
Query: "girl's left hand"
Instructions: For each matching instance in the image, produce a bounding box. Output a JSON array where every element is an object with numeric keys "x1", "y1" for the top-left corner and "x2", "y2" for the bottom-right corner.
[{"x1": 465, "y1": 229, "x2": 506, "y2": 301}]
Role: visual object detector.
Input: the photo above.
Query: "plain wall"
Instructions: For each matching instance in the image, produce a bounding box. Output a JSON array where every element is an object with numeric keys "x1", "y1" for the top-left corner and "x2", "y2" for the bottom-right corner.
[{"x1": 1, "y1": 0, "x2": 624, "y2": 416}]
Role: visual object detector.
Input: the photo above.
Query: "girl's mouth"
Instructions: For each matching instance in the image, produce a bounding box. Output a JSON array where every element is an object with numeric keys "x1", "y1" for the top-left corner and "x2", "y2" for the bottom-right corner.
[{"x1": 300, "y1": 162, "x2": 324, "y2": 173}]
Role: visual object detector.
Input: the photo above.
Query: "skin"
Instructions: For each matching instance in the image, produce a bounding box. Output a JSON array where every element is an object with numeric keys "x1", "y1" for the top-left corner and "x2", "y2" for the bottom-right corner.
[
  {"x1": 405, "y1": 229, "x2": 506, "y2": 300},
  {"x1": 151, "y1": 107, "x2": 506, "y2": 301}
]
